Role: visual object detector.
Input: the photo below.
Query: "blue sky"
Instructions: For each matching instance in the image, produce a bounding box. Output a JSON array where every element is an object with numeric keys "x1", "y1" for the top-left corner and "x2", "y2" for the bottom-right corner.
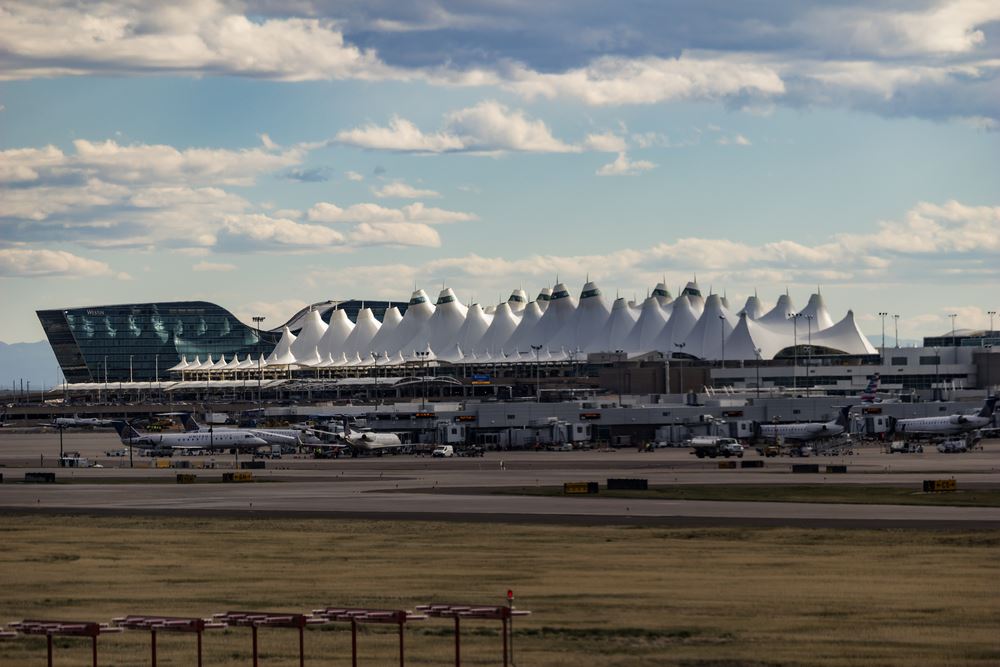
[{"x1": 1, "y1": 0, "x2": 999, "y2": 343}]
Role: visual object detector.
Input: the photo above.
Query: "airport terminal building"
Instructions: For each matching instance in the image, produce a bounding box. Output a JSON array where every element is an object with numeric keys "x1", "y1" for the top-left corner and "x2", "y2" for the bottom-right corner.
[{"x1": 37, "y1": 281, "x2": 998, "y2": 397}]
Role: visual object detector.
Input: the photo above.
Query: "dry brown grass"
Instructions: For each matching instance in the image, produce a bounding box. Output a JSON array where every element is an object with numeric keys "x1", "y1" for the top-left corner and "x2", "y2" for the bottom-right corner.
[{"x1": 0, "y1": 516, "x2": 998, "y2": 666}]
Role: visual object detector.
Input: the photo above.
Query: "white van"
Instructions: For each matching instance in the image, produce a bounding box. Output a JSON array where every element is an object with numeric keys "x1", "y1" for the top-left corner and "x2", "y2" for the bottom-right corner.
[{"x1": 432, "y1": 445, "x2": 454, "y2": 458}]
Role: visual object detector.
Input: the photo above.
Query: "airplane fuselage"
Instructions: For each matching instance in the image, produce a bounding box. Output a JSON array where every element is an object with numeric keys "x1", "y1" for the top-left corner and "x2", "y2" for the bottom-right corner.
[
  {"x1": 126, "y1": 430, "x2": 269, "y2": 450},
  {"x1": 894, "y1": 415, "x2": 991, "y2": 436}
]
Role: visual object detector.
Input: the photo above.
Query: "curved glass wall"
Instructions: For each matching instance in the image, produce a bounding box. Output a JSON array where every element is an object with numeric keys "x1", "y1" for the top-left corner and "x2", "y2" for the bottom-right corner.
[{"x1": 38, "y1": 301, "x2": 279, "y2": 382}]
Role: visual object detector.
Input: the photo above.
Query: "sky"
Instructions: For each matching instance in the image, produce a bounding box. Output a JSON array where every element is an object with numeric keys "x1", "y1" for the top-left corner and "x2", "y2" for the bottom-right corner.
[{"x1": 1, "y1": 0, "x2": 999, "y2": 344}]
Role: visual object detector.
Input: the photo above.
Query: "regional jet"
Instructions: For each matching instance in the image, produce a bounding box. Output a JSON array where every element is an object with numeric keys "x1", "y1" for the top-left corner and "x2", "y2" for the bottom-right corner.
[
  {"x1": 179, "y1": 414, "x2": 309, "y2": 446},
  {"x1": 756, "y1": 407, "x2": 851, "y2": 443},
  {"x1": 304, "y1": 417, "x2": 405, "y2": 455},
  {"x1": 46, "y1": 415, "x2": 112, "y2": 428},
  {"x1": 892, "y1": 396, "x2": 996, "y2": 437},
  {"x1": 112, "y1": 421, "x2": 268, "y2": 451}
]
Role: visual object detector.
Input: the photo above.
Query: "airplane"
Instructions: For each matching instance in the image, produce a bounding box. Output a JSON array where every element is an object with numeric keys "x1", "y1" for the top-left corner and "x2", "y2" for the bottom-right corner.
[
  {"x1": 756, "y1": 407, "x2": 851, "y2": 443},
  {"x1": 45, "y1": 415, "x2": 112, "y2": 428},
  {"x1": 178, "y1": 414, "x2": 309, "y2": 446},
  {"x1": 111, "y1": 420, "x2": 268, "y2": 452},
  {"x1": 303, "y1": 417, "x2": 405, "y2": 455},
  {"x1": 860, "y1": 374, "x2": 881, "y2": 403},
  {"x1": 892, "y1": 396, "x2": 996, "y2": 437}
]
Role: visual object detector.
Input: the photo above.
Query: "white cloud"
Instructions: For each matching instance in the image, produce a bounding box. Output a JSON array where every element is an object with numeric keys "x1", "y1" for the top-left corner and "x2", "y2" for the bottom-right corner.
[
  {"x1": 348, "y1": 222, "x2": 441, "y2": 247},
  {"x1": 304, "y1": 200, "x2": 1000, "y2": 312},
  {"x1": 582, "y1": 132, "x2": 628, "y2": 152},
  {"x1": 596, "y1": 152, "x2": 657, "y2": 176},
  {"x1": 717, "y1": 134, "x2": 751, "y2": 146},
  {"x1": 0, "y1": 247, "x2": 113, "y2": 278},
  {"x1": 954, "y1": 115, "x2": 1000, "y2": 131},
  {"x1": 0, "y1": 1, "x2": 397, "y2": 81},
  {"x1": 504, "y1": 54, "x2": 786, "y2": 106},
  {"x1": 337, "y1": 100, "x2": 577, "y2": 154},
  {"x1": 307, "y1": 201, "x2": 475, "y2": 225},
  {"x1": 372, "y1": 181, "x2": 441, "y2": 199},
  {"x1": 345, "y1": 170, "x2": 365, "y2": 181},
  {"x1": 218, "y1": 214, "x2": 346, "y2": 250},
  {"x1": 192, "y1": 261, "x2": 237, "y2": 272}
]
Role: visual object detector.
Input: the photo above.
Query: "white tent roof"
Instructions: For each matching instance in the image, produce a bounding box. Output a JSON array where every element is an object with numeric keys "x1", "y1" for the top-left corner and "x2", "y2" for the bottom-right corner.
[
  {"x1": 624, "y1": 295, "x2": 668, "y2": 354},
  {"x1": 236, "y1": 354, "x2": 258, "y2": 370},
  {"x1": 680, "y1": 281, "x2": 705, "y2": 316},
  {"x1": 384, "y1": 289, "x2": 435, "y2": 356},
  {"x1": 507, "y1": 289, "x2": 529, "y2": 313},
  {"x1": 318, "y1": 308, "x2": 355, "y2": 358},
  {"x1": 682, "y1": 294, "x2": 737, "y2": 359},
  {"x1": 359, "y1": 306, "x2": 395, "y2": 356},
  {"x1": 296, "y1": 345, "x2": 323, "y2": 367},
  {"x1": 224, "y1": 354, "x2": 242, "y2": 370},
  {"x1": 185, "y1": 355, "x2": 203, "y2": 371},
  {"x1": 290, "y1": 309, "x2": 328, "y2": 360},
  {"x1": 759, "y1": 293, "x2": 797, "y2": 328},
  {"x1": 530, "y1": 282, "x2": 577, "y2": 350},
  {"x1": 167, "y1": 356, "x2": 189, "y2": 372},
  {"x1": 535, "y1": 287, "x2": 552, "y2": 312},
  {"x1": 652, "y1": 281, "x2": 673, "y2": 306},
  {"x1": 725, "y1": 313, "x2": 788, "y2": 360},
  {"x1": 597, "y1": 297, "x2": 639, "y2": 352},
  {"x1": 266, "y1": 326, "x2": 297, "y2": 366},
  {"x1": 477, "y1": 302, "x2": 521, "y2": 355},
  {"x1": 653, "y1": 295, "x2": 699, "y2": 354},
  {"x1": 455, "y1": 303, "x2": 492, "y2": 354},
  {"x1": 739, "y1": 295, "x2": 764, "y2": 320},
  {"x1": 503, "y1": 300, "x2": 544, "y2": 353},
  {"x1": 809, "y1": 310, "x2": 877, "y2": 355},
  {"x1": 427, "y1": 287, "x2": 469, "y2": 354},
  {"x1": 798, "y1": 292, "x2": 835, "y2": 331},
  {"x1": 558, "y1": 281, "x2": 611, "y2": 352}
]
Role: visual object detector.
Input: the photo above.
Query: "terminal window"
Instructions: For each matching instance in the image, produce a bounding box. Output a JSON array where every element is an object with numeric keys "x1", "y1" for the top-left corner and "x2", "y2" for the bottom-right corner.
[{"x1": 891, "y1": 357, "x2": 908, "y2": 365}]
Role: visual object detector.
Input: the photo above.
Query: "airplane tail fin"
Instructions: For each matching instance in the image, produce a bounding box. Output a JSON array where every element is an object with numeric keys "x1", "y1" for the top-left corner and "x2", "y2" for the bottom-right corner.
[
  {"x1": 179, "y1": 413, "x2": 201, "y2": 432},
  {"x1": 978, "y1": 396, "x2": 997, "y2": 419},
  {"x1": 835, "y1": 406, "x2": 851, "y2": 429},
  {"x1": 111, "y1": 420, "x2": 141, "y2": 441}
]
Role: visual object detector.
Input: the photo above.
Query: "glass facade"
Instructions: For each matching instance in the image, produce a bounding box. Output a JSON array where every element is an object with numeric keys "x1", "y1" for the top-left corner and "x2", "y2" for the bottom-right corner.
[{"x1": 37, "y1": 302, "x2": 280, "y2": 382}]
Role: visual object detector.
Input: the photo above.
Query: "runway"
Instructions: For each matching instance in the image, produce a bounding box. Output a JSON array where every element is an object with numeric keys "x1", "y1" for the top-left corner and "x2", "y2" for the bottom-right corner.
[{"x1": 1, "y1": 431, "x2": 999, "y2": 528}]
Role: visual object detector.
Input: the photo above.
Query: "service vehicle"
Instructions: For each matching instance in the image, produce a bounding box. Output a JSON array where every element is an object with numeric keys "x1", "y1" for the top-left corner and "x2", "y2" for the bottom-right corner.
[{"x1": 690, "y1": 437, "x2": 744, "y2": 458}]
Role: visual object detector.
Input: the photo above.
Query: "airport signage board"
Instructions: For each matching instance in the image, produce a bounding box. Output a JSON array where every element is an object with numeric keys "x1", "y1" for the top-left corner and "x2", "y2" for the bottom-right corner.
[{"x1": 579, "y1": 412, "x2": 602, "y2": 420}]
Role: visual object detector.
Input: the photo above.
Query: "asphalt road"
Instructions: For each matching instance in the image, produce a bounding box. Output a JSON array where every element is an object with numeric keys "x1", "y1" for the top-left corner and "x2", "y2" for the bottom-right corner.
[{"x1": 2, "y1": 431, "x2": 999, "y2": 528}]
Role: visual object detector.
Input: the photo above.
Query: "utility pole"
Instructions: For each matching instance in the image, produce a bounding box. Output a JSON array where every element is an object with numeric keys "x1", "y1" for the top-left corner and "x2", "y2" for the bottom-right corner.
[
  {"x1": 530, "y1": 345, "x2": 542, "y2": 402},
  {"x1": 949, "y1": 313, "x2": 958, "y2": 364},
  {"x1": 878, "y1": 312, "x2": 888, "y2": 362},
  {"x1": 893, "y1": 314, "x2": 900, "y2": 348},
  {"x1": 252, "y1": 316, "x2": 265, "y2": 409},
  {"x1": 673, "y1": 342, "x2": 686, "y2": 398},
  {"x1": 754, "y1": 348, "x2": 762, "y2": 399},
  {"x1": 790, "y1": 313, "x2": 802, "y2": 391}
]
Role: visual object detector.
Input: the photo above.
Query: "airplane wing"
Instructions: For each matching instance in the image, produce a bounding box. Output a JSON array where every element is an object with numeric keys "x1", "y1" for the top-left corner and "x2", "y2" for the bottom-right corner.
[{"x1": 248, "y1": 430, "x2": 300, "y2": 445}]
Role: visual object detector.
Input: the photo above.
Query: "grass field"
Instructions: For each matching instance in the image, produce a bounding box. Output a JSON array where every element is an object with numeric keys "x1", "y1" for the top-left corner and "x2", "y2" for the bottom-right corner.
[
  {"x1": 1, "y1": 515, "x2": 998, "y2": 666},
  {"x1": 488, "y1": 484, "x2": 1000, "y2": 506}
]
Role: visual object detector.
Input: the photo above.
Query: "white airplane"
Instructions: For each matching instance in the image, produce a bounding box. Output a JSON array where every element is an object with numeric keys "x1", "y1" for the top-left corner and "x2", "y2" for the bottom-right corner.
[
  {"x1": 756, "y1": 407, "x2": 851, "y2": 443},
  {"x1": 112, "y1": 421, "x2": 268, "y2": 451},
  {"x1": 305, "y1": 417, "x2": 405, "y2": 455},
  {"x1": 892, "y1": 397, "x2": 996, "y2": 437},
  {"x1": 179, "y1": 414, "x2": 308, "y2": 446},
  {"x1": 47, "y1": 415, "x2": 112, "y2": 428}
]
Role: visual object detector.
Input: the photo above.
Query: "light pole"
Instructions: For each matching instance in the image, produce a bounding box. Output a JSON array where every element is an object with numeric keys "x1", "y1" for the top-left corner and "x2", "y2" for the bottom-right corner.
[
  {"x1": 949, "y1": 313, "x2": 958, "y2": 363},
  {"x1": 988, "y1": 311, "x2": 996, "y2": 340},
  {"x1": 805, "y1": 314, "x2": 814, "y2": 396},
  {"x1": 530, "y1": 345, "x2": 542, "y2": 402},
  {"x1": 252, "y1": 316, "x2": 265, "y2": 407},
  {"x1": 984, "y1": 344, "x2": 993, "y2": 398},
  {"x1": 416, "y1": 350, "x2": 430, "y2": 408},
  {"x1": 673, "y1": 342, "x2": 686, "y2": 397},
  {"x1": 615, "y1": 349, "x2": 625, "y2": 406},
  {"x1": 789, "y1": 313, "x2": 802, "y2": 391},
  {"x1": 893, "y1": 314, "x2": 900, "y2": 348},
  {"x1": 370, "y1": 351, "x2": 378, "y2": 407},
  {"x1": 933, "y1": 346, "x2": 940, "y2": 401},
  {"x1": 718, "y1": 314, "x2": 726, "y2": 370},
  {"x1": 754, "y1": 347, "x2": 762, "y2": 399},
  {"x1": 878, "y1": 312, "x2": 888, "y2": 361},
  {"x1": 154, "y1": 353, "x2": 159, "y2": 397}
]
